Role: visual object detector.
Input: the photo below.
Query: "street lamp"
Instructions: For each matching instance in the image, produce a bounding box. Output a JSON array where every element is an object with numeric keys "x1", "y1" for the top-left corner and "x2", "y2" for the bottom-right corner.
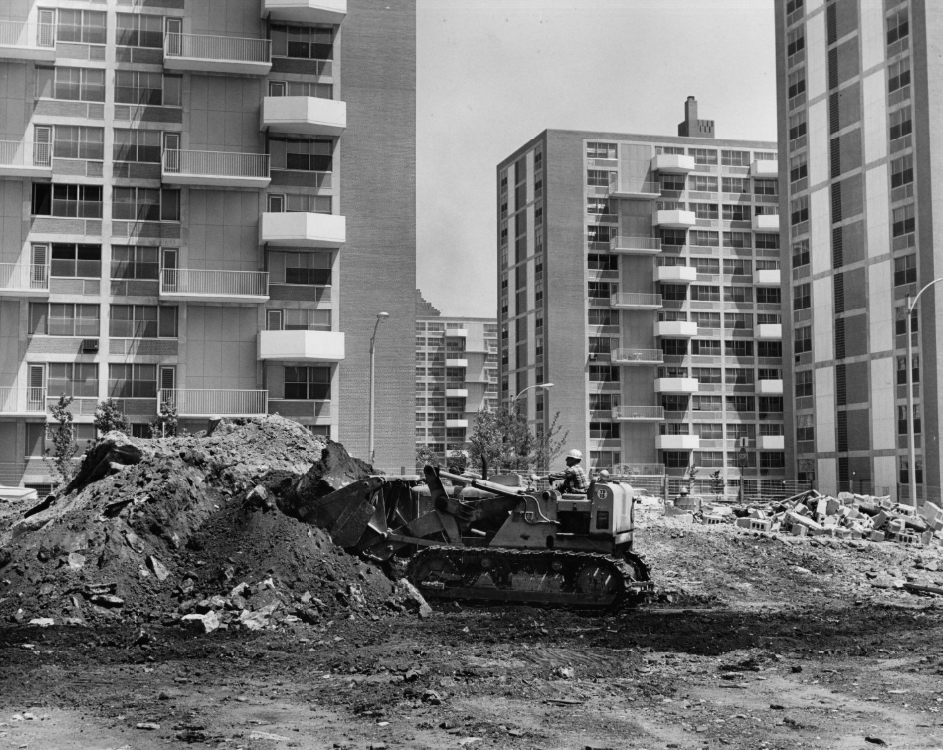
[
  {"x1": 368, "y1": 311, "x2": 390, "y2": 465},
  {"x1": 905, "y1": 279, "x2": 943, "y2": 505},
  {"x1": 512, "y1": 382, "x2": 554, "y2": 403}
]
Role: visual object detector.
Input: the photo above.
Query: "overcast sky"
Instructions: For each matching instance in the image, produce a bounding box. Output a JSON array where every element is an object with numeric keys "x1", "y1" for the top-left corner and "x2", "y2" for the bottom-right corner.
[{"x1": 415, "y1": 0, "x2": 778, "y2": 318}]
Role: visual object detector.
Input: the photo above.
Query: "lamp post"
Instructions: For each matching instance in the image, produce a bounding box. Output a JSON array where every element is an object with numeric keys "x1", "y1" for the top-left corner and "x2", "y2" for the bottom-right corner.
[
  {"x1": 905, "y1": 279, "x2": 943, "y2": 505},
  {"x1": 512, "y1": 382, "x2": 554, "y2": 404},
  {"x1": 368, "y1": 311, "x2": 390, "y2": 465}
]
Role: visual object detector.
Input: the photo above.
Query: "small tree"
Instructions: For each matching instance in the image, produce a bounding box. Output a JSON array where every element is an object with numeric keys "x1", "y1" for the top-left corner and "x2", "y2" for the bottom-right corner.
[
  {"x1": 94, "y1": 397, "x2": 131, "y2": 436},
  {"x1": 446, "y1": 450, "x2": 467, "y2": 474},
  {"x1": 46, "y1": 395, "x2": 78, "y2": 487},
  {"x1": 415, "y1": 444, "x2": 439, "y2": 471},
  {"x1": 710, "y1": 469, "x2": 724, "y2": 497},
  {"x1": 150, "y1": 399, "x2": 178, "y2": 438},
  {"x1": 466, "y1": 405, "x2": 569, "y2": 478},
  {"x1": 685, "y1": 463, "x2": 699, "y2": 492},
  {"x1": 531, "y1": 411, "x2": 569, "y2": 473}
]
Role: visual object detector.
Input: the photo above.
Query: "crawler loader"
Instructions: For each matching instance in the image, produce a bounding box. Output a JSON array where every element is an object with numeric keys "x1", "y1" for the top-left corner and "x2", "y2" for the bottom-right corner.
[{"x1": 299, "y1": 466, "x2": 652, "y2": 610}]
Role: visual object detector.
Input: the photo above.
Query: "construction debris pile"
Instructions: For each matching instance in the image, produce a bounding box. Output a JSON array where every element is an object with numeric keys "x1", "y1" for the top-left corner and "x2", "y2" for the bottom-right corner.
[
  {"x1": 0, "y1": 416, "x2": 430, "y2": 631},
  {"x1": 670, "y1": 490, "x2": 943, "y2": 548}
]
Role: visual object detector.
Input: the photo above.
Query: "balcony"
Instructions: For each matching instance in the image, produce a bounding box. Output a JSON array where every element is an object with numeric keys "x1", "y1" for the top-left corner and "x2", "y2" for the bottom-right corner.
[
  {"x1": 654, "y1": 320, "x2": 698, "y2": 338},
  {"x1": 751, "y1": 159, "x2": 779, "y2": 177},
  {"x1": 611, "y1": 292, "x2": 662, "y2": 310},
  {"x1": 752, "y1": 213, "x2": 780, "y2": 231},
  {"x1": 0, "y1": 21, "x2": 55, "y2": 62},
  {"x1": 608, "y1": 174, "x2": 660, "y2": 200},
  {"x1": 609, "y1": 236, "x2": 662, "y2": 255},
  {"x1": 258, "y1": 329, "x2": 344, "y2": 361},
  {"x1": 755, "y1": 323, "x2": 783, "y2": 341},
  {"x1": 446, "y1": 388, "x2": 468, "y2": 398},
  {"x1": 263, "y1": 0, "x2": 347, "y2": 25},
  {"x1": 0, "y1": 140, "x2": 52, "y2": 179},
  {"x1": 758, "y1": 435, "x2": 785, "y2": 450},
  {"x1": 654, "y1": 265, "x2": 697, "y2": 284},
  {"x1": 162, "y1": 150, "x2": 270, "y2": 189},
  {"x1": 0, "y1": 264, "x2": 49, "y2": 298},
  {"x1": 652, "y1": 209, "x2": 696, "y2": 229},
  {"x1": 261, "y1": 212, "x2": 345, "y2": 248},
  {"x1": 445, "y1": 328, "x2": 468, "y2": 338},
  {"x1": 158, "y1": 389, "x2": 268, "y2": 418},
  {"x1": 654, "y1": 378, "x2": 699, "y2": 395},
  {"x1": 262, "y1": 96, "x2": 347, "y2": 137},
  {"x1": 163, "y1": 33, "x2": 271, "y2": 75},
  {"x1": 651, "y1": 154, "x2": 695, "y2": 174},
  {"x1": 160, "y1": 269, "x2": 269, "y2": 304},
  {"x1": 757, "y1": 379, "x2": 784, "y2": 395},
  {"x1": 446, "y1": 418, "x2": 469, "y2": 429},
  {"x1": 0, "y1": 387, "x2": 45, "y2": 417},
  {"x1": 613, "y1": 406, "x2": 664, "y2": 422},
  {"x1": 612, "y1": 348, "x2": 663, "y2": 365},
  {"x1": 446, "y1": 358, "x2": 468, "y2": 368},
  {"x1": 656, "y1": 434, "x2": 700, "y2": 451},
  {"x1": 754, "y1": 268, "x2": 781, "y2": 286}
]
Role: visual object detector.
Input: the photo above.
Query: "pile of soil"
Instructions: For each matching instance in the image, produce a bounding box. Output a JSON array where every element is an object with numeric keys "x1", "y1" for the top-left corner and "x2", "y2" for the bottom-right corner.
[{"x1": 0, "y1": 416, "x2": 421, "y2": 630}]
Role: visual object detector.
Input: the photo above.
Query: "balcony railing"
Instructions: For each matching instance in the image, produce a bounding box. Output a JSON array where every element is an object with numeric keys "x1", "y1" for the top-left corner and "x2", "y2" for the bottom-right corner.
[
  {"x1": 610, "y1": 236, "x2": 662, "y2": 254},
  {"x1": 0, "y1": 387, "x2": 46, "y2": 414},
  {"x1": 611, "y1": 348, "x2": 663, "y2": 365},
  {"x1": 162, "y1": 149, "x2": 270, "y2": 186},
  {"x1": 164, "y1": 32, "x2": 271, "y2": 68},
  {"x1": 0, "y1": 21, "x2": 55, "y2": 55},
  {"x1": 160, "y1": 268, "x2": 269, "y2": 301},
  {"x1": 0, "y1": 140, "x2": 51, "y2": 170},
  {"x1": 158, "y1": 389, "x2": 268, "y2": 417},
  {"x1": 611, "y1": 292, "x2": 662, "y2": 309},
  {"x1": 613, "y1": 406, "x2": 665, "y2": 421},
  {"x1": 0, "y1": 263, "x2": 49, "y2": 295}
]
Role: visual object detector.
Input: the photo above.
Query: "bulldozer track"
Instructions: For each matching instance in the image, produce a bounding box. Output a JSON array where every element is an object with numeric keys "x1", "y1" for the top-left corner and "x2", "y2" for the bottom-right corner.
[{"x1": 405, "y1": 547, "x2": 653, "y2": 611}]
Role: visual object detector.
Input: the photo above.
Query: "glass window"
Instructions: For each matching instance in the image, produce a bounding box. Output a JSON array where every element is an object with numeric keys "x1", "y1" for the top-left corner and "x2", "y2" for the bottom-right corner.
[
  {"x1": 890, "y1": 105, "x2": 912, "y2": 141},
  {"x1": 788, "y1": 69, "x2": 806, "y2": 100},
  {"x1": 887, "y1": 8, "x2": 909, "y2": 45},
  {"x1": 113, "y1": 188, "x2": 179, "y2": 222},
  {"x1": 691, "y1": 202, "x2": 718, "y2": 219},
  {"x1": 111, "y1": 246, "x2": 159, "y2": 280},
  {"x1": 722, "y1": 177, "x2": 749, "y2": 194},
  {"x1": 720, "y1": 150, "x2": 750, "y2": 166},
  {"x1": 689, "y1": 230, "x2": 718, "y2": 247},
  {"x1": 114, "y1": 71, "x2": 182, "y2": 106},
  {"x1": 891, "y1": 154, "x2": 914, "y2": 188},
  {"x1": 113, "y1": 129, "x2": 161, "y2": 163},
  {"x1": 688, "y1": 148, "x2": 717, "y2": 165},
  {"x1": 587, "y1": 142, "x2": 617, "y2": 159},
  {"x1": 269, "y1": 80, "x2": 333, "y2": 99},
  {"x1": 270, "y1": 24, "x2": 333, "y2": 60},
  {"x1": 722, "y1": 204, "x2": 751, "y2": 221},
  {"x1": 588, "y1": 309, "x2": 612, "y2": 326},
  {"x1": 794, "y1": 325, "x2": 812, "y2": 354},
  {"x1": 35, "y1": 66, "x2": 105, "y2": 102},
  {"x1": 50, "y1": 244, "x2": 101, "y2": 277},
  {"x1": 892, "y1": 204, "x2": 915, "y2": 238},
  {"x1": 116, "y1": 14, "x2": 165, "y2": 48},
  {"x1": 792, "y1": 240, "x2": 810, "y2": 268},
  {"x1": 109, "y1": 364, "x2": 157, "y2": 398},
  {"x1": 789, "y1": 112, "x2": 807, "y2": 142},
  {"x1": 894, "y1": 254, "x2": 917, "y2": 286},
  {"x1": 48, "y1": 363, "x2": 99, "y2": 398},
  {"x1": 269, "y1": 137, "x2": 333, "y2": 172},
  {"x1": 29, "y1": 303, "x2": 99, "y2": 336},
  {"x1": 689, "y1": 175, "x2": 718, "y2": 192},
  {"x1": 57, "y1": 10, "x2": 107, "y2": 44},
  {"x1": 53, "y1": 126, "x2": 104, "y2": 160},
  {"x1": 284, "y1": 366, "x2": 331, "y2": 400},
  {"x1": 888, "y1": 57, "x2": 911, "y2": 93},
  {"x1": 109, "y1": 305, "x2": 177, "y2": 338}
]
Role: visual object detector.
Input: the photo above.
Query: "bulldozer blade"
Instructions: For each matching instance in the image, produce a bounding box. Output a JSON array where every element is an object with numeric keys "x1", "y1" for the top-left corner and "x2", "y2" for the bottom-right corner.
[
  {"x1": 297, "y1": 476, "x2": 386, "y2": 548},
  {"x1": 423, "y1": 465, "x2": 450, "y2": 509}
]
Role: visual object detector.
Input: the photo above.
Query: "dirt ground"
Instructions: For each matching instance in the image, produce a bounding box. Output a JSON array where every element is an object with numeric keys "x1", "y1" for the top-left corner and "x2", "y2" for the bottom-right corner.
[{"x1": 3, "y1": 518, "x2": 943, "y2": 750}]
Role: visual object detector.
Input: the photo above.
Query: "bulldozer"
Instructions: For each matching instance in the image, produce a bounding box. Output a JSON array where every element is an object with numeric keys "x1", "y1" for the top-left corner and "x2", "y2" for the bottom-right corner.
[{"x1": 293, "y1": 465, "x2": 652, "y2": 610}]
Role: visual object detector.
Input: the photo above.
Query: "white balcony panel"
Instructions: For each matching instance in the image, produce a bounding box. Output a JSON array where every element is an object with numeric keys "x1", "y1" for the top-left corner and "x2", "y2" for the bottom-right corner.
[
  {"x1": 656, "y1": 434, "x2": 699, "y2": 450},
  {"x1": 755, "y1": 323, "x2": 783, "y2": 341},
  {"x1": 261, "y1": 212, "x2": 345, "y2": 248},
  {"x1": 653, "y1": 209, "x2": 696, "y2": 229},
  {"x1": 0, "y1": 22, "x2": 55, "y2": 62},
  {"x1": 651, "y1": 154, "x2": 695, "y2": 173},
  {"x1": 163, "y1": 33, "x2": 272, "y2": 75},
  {"x1": 0, "y1": 264, "x2": 49, "y2": 297},
  {"x1": 259, "y1": 329, "x2": 345, "y2": 361},
  {"x1": 654, "y1": 265, "x2": 697, "y2": 284},
  {"x1": 751, "y1": 159, "x2": 779, "y2": 177},
  {"x1": 445, "y1": 328, "x2": 468, "y2": 337},
  {"x1": 262, "y1": 96, "x2": 347, "y2": 136},
  {"x1": 446, "y1": 388, "x2": 468, "y2": 398},
  {"x1": 608, "y1": 174, "x2": 660, "y2": 200},
  {"x1": 0, "y1": 141, "x2": 51, "y2": 178},
  {"x1": 159, "y1": 389, "x2": 268, "y2": 417},
  {"x1": 612, "y1": 406, "x2": 664, "y2": 422},
  {"x1": 757, "y1": 379, "x2": 784, "y2": 395},
  {"x1": 752, "y1": 213, "x2": 780, "y2": 231},
  {"x1": 758, "y1": 435, "x2": 785, "y2": 450},
  {"x1": 0, "y1": 387, "x2": 46, "y2": 416},
  {"x1": 612, "y1": 348, "x2": 663, "y2": 365},
  {"x1": 263, "y1": 0, "x2": 347, "y2": 24},
  {"x1": 610, "y1": 236, "x2": 662, "y2": 255},
  {"x1": 162, "y1": 150, "x2": 270, "y2": 188},
  {"x1": 446, "y1": 358, "x2": 468, "y2": 368},
  {"x1": 611, "y1": 292, "x2": 662, "y2": 310},
  {"x1": 654, "y1": 320, "x2": 698, "y2": 338},
  {"x1": 654, "y1": 377, "x2": 699, "y2": 395},
  {"x1": 160, "y1": 269, "x2": 269, "y2": 303},
  {"x1": 446, "y1": 419, "x2": 469, "y2": 428},
  {"x1": 754, "y1": 268, "x2": 781, "y2": 286}
]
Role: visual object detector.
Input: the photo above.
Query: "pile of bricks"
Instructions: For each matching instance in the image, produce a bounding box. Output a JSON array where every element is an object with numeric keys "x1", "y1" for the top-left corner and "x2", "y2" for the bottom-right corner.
[{"x1": 698, "y1": 490, "x2": 943, "y2": 548}]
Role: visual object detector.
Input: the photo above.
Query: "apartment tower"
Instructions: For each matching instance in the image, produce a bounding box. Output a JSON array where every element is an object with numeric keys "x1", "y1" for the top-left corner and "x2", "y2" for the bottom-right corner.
[
  {"x1": 497, "y1": 101, "x2": 787, "y2": 487},
  {"x1": 0, "y1": 0, "x2": 416, "y2": 490},
  {"x1": 774, "y1": 0, "x2": 939, "y2": 498}
]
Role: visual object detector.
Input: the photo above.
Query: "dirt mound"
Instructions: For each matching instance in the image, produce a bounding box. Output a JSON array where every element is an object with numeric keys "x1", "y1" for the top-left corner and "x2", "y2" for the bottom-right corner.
[{"x1": 0, "y1": 416, "x2": 422, "y2": 629}]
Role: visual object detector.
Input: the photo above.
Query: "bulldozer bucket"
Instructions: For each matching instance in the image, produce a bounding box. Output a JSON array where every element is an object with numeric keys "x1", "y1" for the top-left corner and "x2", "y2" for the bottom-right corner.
[{"x1": 297, "y1": 476, "x2": 387, "y2": 548}]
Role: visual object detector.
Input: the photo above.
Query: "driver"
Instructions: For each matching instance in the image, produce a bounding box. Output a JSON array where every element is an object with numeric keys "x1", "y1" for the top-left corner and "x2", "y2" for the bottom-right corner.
[{"x1": 547, "y1": 449, "x2": 590, "y2": 495}]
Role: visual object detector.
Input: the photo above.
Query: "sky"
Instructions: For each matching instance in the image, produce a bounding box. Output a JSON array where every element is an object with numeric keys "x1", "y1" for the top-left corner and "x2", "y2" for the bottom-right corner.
[{"x1": 416, "y1": 0, "x2": 778, "y2": 318}]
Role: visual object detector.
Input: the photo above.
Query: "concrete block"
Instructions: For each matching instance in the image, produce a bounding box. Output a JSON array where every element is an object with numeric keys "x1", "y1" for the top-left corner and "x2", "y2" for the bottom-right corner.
[
  {"x1": 786, "y1": 511, "x2": 823, "y2": 531},
  {"x1": 873, "y1": 511, "x2": 890, "y2": 529},
  {"x1": 701, "y1": 514, "x2": 726, "y2": 525},
  {"x1": 850, "y1": 530, "x2": 862, "y2": 539},
  {"x1": 792, "y1": 503, "x2": 811, "y2": 516},
  {"x1": 870, "y1": 530, "x2": 885, "y2": 542},
  {"x1": 834, "y1": 527, "x2": 850, "y2": 539},
  {"x1": 932, "y1": 519, "x2": 943, "y2": 532},
  {"x1": 791, "y1": 525, "x2": 808, "y2": 537},
  {"x1": 735, "y1": 517, "x2": 753, "y2": 529},
  {"x1": 816, "y1": 498, "x2": 829, "y2": 516},
  {"x1": 888, "y1": 519, "x2": 906, "y2": 535},
  {"x1": 826, "y1": 498, "x2": 840, "y2": 515},
  {"x1": 921, "y1": 531, "x2": 934, "y2": 546},
  {"x1": 895, "y1": 504, "x2": 918, "y2": 518},
  {"x1": 920, "y1": 501, "x2": 942, "y2": 523},
  {"x1": 749, "y1": 519, "x2": 772, "y2": 532}
]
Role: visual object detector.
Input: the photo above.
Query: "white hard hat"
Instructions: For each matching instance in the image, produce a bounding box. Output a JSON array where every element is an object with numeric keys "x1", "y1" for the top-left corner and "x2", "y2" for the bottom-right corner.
[
  {"x1": 567, "y1": 449, "x2": 583, "y2": 460},
  {"x1": 598, "y1": 469, "x2": 610, "y2": 479}
]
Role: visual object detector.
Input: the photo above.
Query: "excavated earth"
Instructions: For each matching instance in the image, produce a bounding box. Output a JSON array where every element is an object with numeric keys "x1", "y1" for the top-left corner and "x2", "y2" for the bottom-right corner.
[{"x1": 2, "y1": 427, "x2": 943, "y2": 749}]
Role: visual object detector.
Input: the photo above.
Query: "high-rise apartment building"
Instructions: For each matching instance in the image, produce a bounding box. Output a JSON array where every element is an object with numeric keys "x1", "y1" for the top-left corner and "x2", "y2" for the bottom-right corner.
[
  {"x1": 0, "y1": 0, "x2": 416, "y2": 490},
  {"x1": 415, "y1": 290, "x2": 498, "y2": 462},
  {"x1": 774, "y1": 0, "x2": 937, "y2": 499},
  {"x1": 497, "y1": 100, "x2": 787, "y2": 486}
]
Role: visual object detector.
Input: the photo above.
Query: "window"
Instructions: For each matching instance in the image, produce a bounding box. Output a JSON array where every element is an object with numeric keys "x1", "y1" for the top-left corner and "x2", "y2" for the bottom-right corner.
[
  {"x1": 586, "y1": 169, "x2": 610, "y2": 187},
  {"x1": 691, "y1": 285, "x2": 719, "y2": 302},
  {"x1": 893, "y1": 204, "x2": 915, "y2": 238},
  {"x1": 724, "y1": 231, "x2": 750, "y2": 248},
  {"x1": 788, "y1": 69, "x2": 806, "y2": 100},
  {"x1": 661, "y1": 339, "x2": 688, "y2": 356},
  {"x1": 689, "y1": 230, "x2": 718, "y2": 247},
  {"x1": 896, "y1": 354, "x2": 919, "y2": 385},
  {"x1": 789, "y1": 154, "x2": 808, "y2": 184},
  {"x1": 791, "y1": 196, "x2": 809, "y2": 226},
  {"x1": 755, "y1": 233, "x2": 780, "y2": 249},
  {"x1": 31, "y1": 184, "x2": 102, "y2": 218},
  {"x1": 57, "y1": 9, "x2": 107, "y2": 44},
  {"x1": 691, "y1": 202, "x2": 718, "y2": 220},
  {"x1": 727, "y1": 396, "x2": 755, "y2": 413},
  {"x1": 888, "y1": 57, "x2": 911, "y2": 93},
  {"x1": 109, "y1": 364, "x2": 157, "y2": 398},
  {"x1": 590, "y1": 451, "x2": 621, "y2": 470},
  {"x1": 587, "y1": 225, "x2": 614, "y2": 244},
  {"x1": 661, "y1": 174, "x2": 685, "y2": 191},
  {"x1": 268, "y1": 308, "x2": 331, "y2": 331},
  {"x1": 659, "y1": 365, "x2": 688, "y2": 378},
  {"x1": 114, "y1": 71, "x2": 182, "y2": 106},
  {"x1": 754, "y1": 179, "x2": 777, "y2": 196},
  {"x1": 796, "y1": 414, "x2": 814, "y2": 441},
  {"x1": 758, "y1": 341, "x2": 782, "y2": 358},
  {"x1": 787, "y1": 27, "x2": 805, "y2": 57},
  {"x1": 722, "y1": 204, "x2": 751, "y2": 221},
  {"x1": 28, "y1": 303, "x2": 99, "y2": 336},
  {"x1": 116, "y1": 13, "x2": 165, "y2": 48},
  {"x1": 794, "y1": 326, "x2": 812, "y2": 354},
  {"x1": 692, "y1": 367, "x2": 721, "y2": 384},
  {"x1": 890, "y1": 105, "x2": 912, "y2": 141},
  {"x1": 757, "y1": 288, "x2": 781, "y2": 304},
  {"x1": 724, "y1": 313, "x2": 752, "y2": 329},
  {"x1": 887, "y1": 7, "x2": 909, "y2": 45},
  {"x1": 590, "y1": 422, "x2": 620, "y2": 439},
  {"x1": 268, "y1": 193, "x2": 332, "y2": 214},
  {"x1": 269, "y1": 137, "x2": 333, "y2": 172},
  {"x1": 113, "y1": 187, "x2": 179, "y2": 222},
  {"x1": 50, "y1": 244, "x2": 101, "y2": 277},
  {"x1": 112, "y1": 246, "x2": 159, "y2": 281},
  {"x1": 590, "y1": 393, "x2": 619, "y2": 412},
  {"x1": 891, "y1": 155, "x2": 914, "y2": 188},
  {"x1": 786, "y1": 0, "x2": 803, "y2": 15},
  {"x1": 788, "y1": 112, "x2": 807, "y2": 142},
  {"x1": 725, "y1": 340, "x2": 754, "y2": 357},
  {"x1": 793, "y1": 283, "x2": 811, "y2": 310},
  {"x1": 689, "y1": 175, "x2": 718, "y2": 192},
  {"x1": 285, "y1": 366, "x2": 331, "y2": 400},
  {"x1": 662, "y1": 452, "x2": 691, "y2": 469},
  {"x1": 589, "y1": 337, "x2": 612, "y2": 355},
  {"x1": 760, "y1": 453, "x2": 785, "y2": 470},
  {"x1": 692, "y1": 312, "x2": 720, "y2": 328},
  {"x1": 722, "y1": 177, "x2": 749, "y2": 194},
  {"x1": 587, "y1": 141, "x2": 617, "y2": 159},
  {"x1": 691, "y1": 339, "x2": 720, "y2": 356},
  {"x1": 587, "y1": 253, "x2": 618, "y2": 271},
  {"x1": 276, "y1": 251, "x2": 331, "y2": 285},
  {"x1": 898, "y1": 404, "x2": 920, "y2": 435},
  {"x1": 696, "y1": 451, "x2": 725, "y2": 468},
  {"x1": 759, "y1": 397, "x2": 783, "y2": 413},
  {"x1": 269, "y1": 79, "x2": 333, "y2": 99},
  {"x1": 692, "y1": 395, "x2": 722, "y2": 412},
  {"x1": 688, "y1": 148, "x2": 717, "y2": 165},
  {"x1": 724, "y1": 286, "x2": 753, "y2": 303},
  {"x1": 53, "y1": 126, "x2": 104, "y2": 160},
  {"x1": 271, "y1": 24, "x2": 333, "y2": 59},
  {"x1": 113, "y1": 129, "x2": 161, "y2": 163},
  {"x1": 589, "y1": 365, "x2": 619, "y2": 382},
  {"x1": 792, "y1": 240, "x2": 810, "y2": 268},
  {"x1": 723, "y1": 258, "x2": 751, "y2": 276},
  {"x1": 894, "y1": 254, "x2": 917, "y2": 286},
  {"x1": 586, "y1": 197, "x2": 612, "y2": 215},
  {"x1": 35, "y1": 66, "x2": 105, "y2": 102},
  {"x1": 659, "y1": 395, "x2": 687, "y2": 413},
  {"x1": 661, "y1": 229, "x2": 687, "y2": 247},
  {"x1": 109, "y1": 305, "x2": 178, "y2": 338},
  {"x1": 48, "y1": 363, "x2": 98, "y2": 398},
  {"x1": 721, "y1": 150, "x2": 750, "y2": 167},
  {"x1": 896, "y1": 308, "x2": 918, "y2": 336}
]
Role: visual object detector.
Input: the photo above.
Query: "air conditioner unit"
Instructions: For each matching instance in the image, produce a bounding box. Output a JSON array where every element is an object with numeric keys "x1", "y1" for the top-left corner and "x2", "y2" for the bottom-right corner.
[{"x1": 81, "y1": 338, "x2": 99, "y2": 352}]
